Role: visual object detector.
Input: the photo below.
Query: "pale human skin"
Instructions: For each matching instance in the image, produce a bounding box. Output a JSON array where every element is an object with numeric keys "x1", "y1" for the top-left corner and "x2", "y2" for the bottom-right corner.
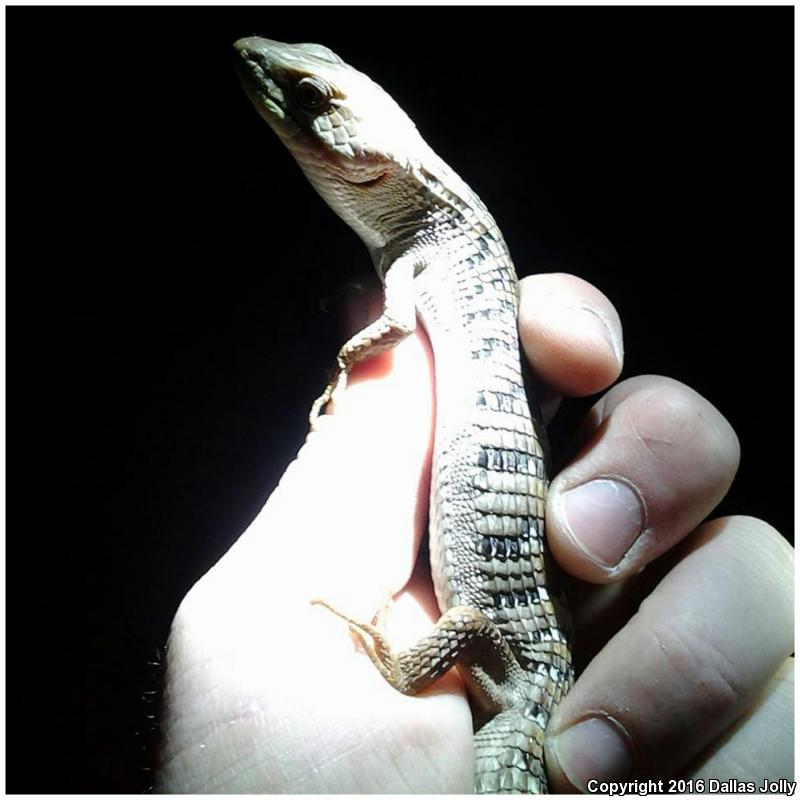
[{"x1": 155, "y1": 273, "x2": 794, "y2": 793}]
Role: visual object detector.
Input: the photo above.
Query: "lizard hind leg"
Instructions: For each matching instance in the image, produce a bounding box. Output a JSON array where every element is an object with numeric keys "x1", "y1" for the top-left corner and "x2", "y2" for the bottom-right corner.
[
  {"x1": 310, "y1": 597, "x2": 401, "y2": 686},
  {"x1": 311, "y1": 601, "x2": 514, "y2": 697}
]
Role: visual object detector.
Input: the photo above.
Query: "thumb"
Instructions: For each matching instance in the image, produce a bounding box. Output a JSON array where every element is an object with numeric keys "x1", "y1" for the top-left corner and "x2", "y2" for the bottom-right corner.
[{"x1": 226, "y1": 281, "x2": 436, "y2": 614}]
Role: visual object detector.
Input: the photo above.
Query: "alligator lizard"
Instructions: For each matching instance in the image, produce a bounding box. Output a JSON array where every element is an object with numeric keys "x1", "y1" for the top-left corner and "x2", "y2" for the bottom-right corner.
[{"x1": 234, "y1": 37, "x2": 574, "y2": 794}]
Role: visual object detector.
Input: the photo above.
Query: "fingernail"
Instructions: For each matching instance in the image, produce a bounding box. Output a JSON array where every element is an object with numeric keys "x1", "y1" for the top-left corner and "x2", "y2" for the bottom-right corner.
[
  {"x1": 566, "y1": 306, "x2": 624, "y2": 368},
  {"x1": 552, "y1": 716, "x2": 635, "y2": 791},
  {"x1": 561, "y1": 479, "x2": 644, "y2": 567}
]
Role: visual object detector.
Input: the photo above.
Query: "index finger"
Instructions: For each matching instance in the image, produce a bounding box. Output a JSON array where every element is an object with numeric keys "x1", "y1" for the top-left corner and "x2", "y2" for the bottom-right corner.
[{"x1": 519, "y1": 273, "x2": 624, "y2": 405}]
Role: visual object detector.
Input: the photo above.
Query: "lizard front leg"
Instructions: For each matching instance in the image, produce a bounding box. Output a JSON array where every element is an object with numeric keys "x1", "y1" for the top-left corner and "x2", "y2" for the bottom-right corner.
[{"x1": 309, "y1": 256, "x2": 419, "y2": 429}]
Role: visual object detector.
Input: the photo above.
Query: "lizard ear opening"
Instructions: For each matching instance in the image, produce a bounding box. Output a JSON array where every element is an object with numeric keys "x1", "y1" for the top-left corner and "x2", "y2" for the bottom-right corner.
[{"x1": 348, "y1": 171, "x2": 388, "y2": 188}]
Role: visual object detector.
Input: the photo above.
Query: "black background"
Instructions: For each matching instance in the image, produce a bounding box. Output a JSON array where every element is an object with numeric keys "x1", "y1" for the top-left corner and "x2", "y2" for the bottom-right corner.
[{"x1": 8, "y1": 7, "x2": 793, "y2": 793}]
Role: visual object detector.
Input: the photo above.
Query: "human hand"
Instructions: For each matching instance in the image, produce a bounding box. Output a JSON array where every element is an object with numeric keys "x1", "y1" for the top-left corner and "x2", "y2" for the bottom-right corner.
[
  {"x1": 154, "y1": 274, "x2": 793, "y2": 793},
  {"x1": 520, "y1": 284, "x2": 794, "y2": 793}
]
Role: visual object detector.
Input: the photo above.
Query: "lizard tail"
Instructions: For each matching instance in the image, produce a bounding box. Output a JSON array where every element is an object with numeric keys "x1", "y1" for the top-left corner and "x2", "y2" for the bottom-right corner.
[{"x1": 473, "y1": 708, "x2": 549, "y2": 794}]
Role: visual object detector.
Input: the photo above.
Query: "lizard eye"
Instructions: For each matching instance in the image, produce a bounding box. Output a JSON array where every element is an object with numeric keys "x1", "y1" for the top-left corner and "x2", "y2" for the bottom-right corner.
[{"x1": 294, "y1": 76, "x2": 332, "y2": 112}]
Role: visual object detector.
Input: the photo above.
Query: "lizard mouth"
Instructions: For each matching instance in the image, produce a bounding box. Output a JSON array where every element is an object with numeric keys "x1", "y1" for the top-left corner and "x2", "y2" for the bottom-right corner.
[{"x1": 235, "y1": 49, "x2": 289, "y2": 121}]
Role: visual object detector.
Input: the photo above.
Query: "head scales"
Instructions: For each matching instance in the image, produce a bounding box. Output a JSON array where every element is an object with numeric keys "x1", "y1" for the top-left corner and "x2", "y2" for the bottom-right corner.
[{"x1": 235, "y1": 38, "x2": 439, "y2": 249}]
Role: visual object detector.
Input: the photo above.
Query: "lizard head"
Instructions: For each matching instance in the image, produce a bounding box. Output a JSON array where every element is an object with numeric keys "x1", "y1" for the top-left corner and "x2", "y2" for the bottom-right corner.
[{"x1": 234, "y1": 36, "x2": 427, "y2": 249}]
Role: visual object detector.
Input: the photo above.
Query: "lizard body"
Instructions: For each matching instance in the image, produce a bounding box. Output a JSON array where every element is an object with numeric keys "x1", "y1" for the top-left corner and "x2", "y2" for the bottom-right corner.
[{"x1": 234, "y1": 37, "x2": 574, "y2": 793}]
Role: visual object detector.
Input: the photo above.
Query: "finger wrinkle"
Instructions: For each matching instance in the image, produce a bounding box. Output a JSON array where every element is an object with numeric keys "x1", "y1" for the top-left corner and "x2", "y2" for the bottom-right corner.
[
  {"x1": 698, "y1": 517, "x2": 794, "y2": 600},
  {"x1": 648, "y1": 621, "x2": 745, "y2": 712},
  {"x1": 629, "y1": 422, "x2": 675, "y2": 465},
  {"x1": 738, "y1": 517, "x2": 793, "y2": 572}
]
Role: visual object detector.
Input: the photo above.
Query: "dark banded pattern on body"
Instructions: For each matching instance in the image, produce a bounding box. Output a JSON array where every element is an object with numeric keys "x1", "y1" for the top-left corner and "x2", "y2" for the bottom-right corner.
[{"x1": 411, "y1": 160, "x2": 573, "y2": 791}]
